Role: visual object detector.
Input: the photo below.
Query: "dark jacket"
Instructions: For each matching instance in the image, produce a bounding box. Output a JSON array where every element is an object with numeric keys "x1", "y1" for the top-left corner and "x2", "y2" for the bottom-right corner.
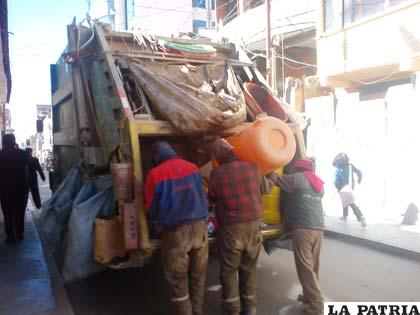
[
  {"x1": 28, "y1": 157, "x2": 45, "y2": 185},
  {"x1": 334, "y1": 163, "x2": 362, "y2": 191},
  {"x1": 144, "y1": 142, "x2": 208, "y2": 229},
  {"x1": 275, "y1": 173, "x2": 324, "y2": 231},
  {"x1": 0, "y1": 147, "x2": 28, "y2": 193}
]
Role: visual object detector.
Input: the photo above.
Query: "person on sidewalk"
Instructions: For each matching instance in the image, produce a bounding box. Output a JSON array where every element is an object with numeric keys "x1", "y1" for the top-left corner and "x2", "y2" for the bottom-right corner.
[
  {"x1": 268, "y1": 158, "x2": 325, "y2": 315},
  {"x1": 144, "y1": 141, "x2": 209, "y2": 315},
  {"x1": 332, "y1": 152, "x2": 367, "y2": 227},
  {"x1": 209, "y1": 138, "x2": 273, "y2": 315},
  {"x1": 0, "y1": 134, "x2": 29, "y2": 243},
  {"x1": 25, "y1": 148, "x2": 46, "y2": 209}
]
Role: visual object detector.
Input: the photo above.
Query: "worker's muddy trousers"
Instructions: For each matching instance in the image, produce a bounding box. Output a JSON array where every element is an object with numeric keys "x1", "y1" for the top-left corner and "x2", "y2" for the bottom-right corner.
[
  {"x1": 217, "y1": 221, "x2": 262, "y2": 315},
  {"x1": 161, "y1": 220, "x2": 209, "y2": 315},
  {"x1": 292, "y1": 228, "x2": 324, "y2": 315}
]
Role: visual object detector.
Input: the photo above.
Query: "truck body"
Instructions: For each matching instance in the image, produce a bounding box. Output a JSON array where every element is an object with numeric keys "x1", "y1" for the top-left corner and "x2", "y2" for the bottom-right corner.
[{"x1": 50, "y1": 21, "x2": 306, "y2": 269}]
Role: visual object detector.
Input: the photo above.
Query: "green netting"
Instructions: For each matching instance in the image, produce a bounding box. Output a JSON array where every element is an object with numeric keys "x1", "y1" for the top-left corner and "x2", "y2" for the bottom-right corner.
[{"x1": 164, "y1": 41, "x2": 217, "y2": 54}]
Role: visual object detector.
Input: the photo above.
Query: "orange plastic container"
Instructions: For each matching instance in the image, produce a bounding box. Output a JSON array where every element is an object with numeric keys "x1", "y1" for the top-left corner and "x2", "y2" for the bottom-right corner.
[{"x1": 226, "y1": 117, "x2": 296, "y2": 174}]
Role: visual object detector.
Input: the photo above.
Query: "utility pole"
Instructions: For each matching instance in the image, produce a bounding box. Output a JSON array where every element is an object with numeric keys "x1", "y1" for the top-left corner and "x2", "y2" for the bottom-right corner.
[
  {"x1": 207, "y1": 0, "x2": 212, "y2": 28},
  {"x1": 266, "y1": 0, "x2": 272, "y2": 87}
]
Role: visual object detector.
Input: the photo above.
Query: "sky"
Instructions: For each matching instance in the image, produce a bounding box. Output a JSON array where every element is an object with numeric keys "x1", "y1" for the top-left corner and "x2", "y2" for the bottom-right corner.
[{"x1": 7, "y1": 0, "x2": 89, "y2": 144}]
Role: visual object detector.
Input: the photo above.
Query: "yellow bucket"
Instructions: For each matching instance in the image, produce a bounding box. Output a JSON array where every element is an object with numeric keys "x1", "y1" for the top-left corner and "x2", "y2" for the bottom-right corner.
[{"x1": 263, "y1": 168, "x2": 282, "y2": 224}]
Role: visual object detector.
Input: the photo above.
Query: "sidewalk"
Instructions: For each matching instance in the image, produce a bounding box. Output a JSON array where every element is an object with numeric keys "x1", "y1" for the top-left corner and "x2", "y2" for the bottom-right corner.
[
  {"x1": 324, "y1": 215, "x2": 420, "y2": 261},
  {"x1": 0, "y1": 200, "x2": 73, "y2": 315}
]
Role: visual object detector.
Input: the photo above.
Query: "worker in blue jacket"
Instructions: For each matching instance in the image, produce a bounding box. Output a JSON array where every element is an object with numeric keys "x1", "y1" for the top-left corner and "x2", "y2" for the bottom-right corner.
[{"x1": 144, "y1": 141, "x2": 209, "y2": 315}]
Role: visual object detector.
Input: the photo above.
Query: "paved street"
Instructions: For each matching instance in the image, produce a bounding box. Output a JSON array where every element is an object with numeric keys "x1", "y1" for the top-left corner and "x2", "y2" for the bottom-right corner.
[
  {"x1": 33, "y1": 174, "x2": 420, "y2": 315},
  {"x1": 65, "y1": 237, "x2": 420, "y2": 315}
]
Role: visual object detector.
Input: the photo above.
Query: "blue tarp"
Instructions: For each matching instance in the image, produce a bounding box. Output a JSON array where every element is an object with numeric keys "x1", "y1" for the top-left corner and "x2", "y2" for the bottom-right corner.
[{"x1": 40, "y1": 165, "x2": 116, "y2": 282}]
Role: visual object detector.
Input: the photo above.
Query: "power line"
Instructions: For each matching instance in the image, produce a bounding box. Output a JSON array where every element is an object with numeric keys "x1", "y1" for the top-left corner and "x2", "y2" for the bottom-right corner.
[
  {"x1": 137, "y1": 4, "x2": 193, "y2": 19},
  {"x1": 137, "y1": 0, "x2": 161, "y2": 16},
  {"x1": 177, "y1": 0, "x2": 206, "y2": 32},
  {"x1": 244, "y1": 44, "x2": 317, "y2": 69},
  {"x1": 136, "y1": 5, "x2": 191, "y2": 14},
  {"x1": 11, "y1": 40, "x2": 63, "y2": 52},
  {"x1": 341, "y1": 70, "x2": 401, "y2": 85},
  {"x1": 273, "y1": 53, "x2": 317, "y2": 68}
]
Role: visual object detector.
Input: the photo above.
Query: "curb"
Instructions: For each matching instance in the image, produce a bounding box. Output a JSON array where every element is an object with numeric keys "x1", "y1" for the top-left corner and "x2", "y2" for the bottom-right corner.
[
  {"x1": 324, "y1": 228, "x2": 420, "y2": 262},
  {"x1": 32, "y1": 210, "x2": 75, "y2": 315}
]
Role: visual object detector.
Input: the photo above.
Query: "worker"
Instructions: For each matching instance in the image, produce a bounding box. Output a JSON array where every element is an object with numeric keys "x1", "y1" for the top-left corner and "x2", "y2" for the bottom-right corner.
[
  {"x1": 25, "y1": 148, "x2": 46, "y2": 209},
  {"x1": 268, "y1": 158, "x2": 325, "y2": 315},
  {"x1": 0, "y1": 134, "x2": 29, "y2": 243},
  {"x1": 332, "y1": 152, "x2": 366, "y2": 227},
  {"x1": 144, "y1": 141, "x2": 209, "y2": 315},
  {"x1": 208, "y1": 138, "x2": 273, "y2": 315}
]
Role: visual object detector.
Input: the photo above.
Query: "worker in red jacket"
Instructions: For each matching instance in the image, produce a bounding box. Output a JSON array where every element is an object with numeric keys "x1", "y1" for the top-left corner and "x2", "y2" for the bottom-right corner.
[
  {"x1": 209, "y1": 138, "x2": 273, "y2": 315},
  {"x1": 144, "y1": 141, "x2": 209, "y2": 315}
]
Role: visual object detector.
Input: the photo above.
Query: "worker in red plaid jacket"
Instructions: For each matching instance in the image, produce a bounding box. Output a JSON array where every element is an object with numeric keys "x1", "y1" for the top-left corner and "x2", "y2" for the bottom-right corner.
[{"x1": 209, "y1": 138, "x2": 273, "y2": 315}]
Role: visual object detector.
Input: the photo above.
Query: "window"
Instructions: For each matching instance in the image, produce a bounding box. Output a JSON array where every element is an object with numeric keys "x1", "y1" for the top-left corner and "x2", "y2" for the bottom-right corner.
[
  {"x1": 324, "y1": 0, "x2": 343, "y2": 31},
  {"x1": 243, "y1": 0, "x2": 265, "y2": 12},
  {"x1": 193, "y1": 20, "x2": 207, "y2": 33},
  {"x1": 192, "y1": 0, "x2": 206, "y2": 8},
  {"x1": 127, "y1": 0, "x2": 135, "y2": 30},
  {"x1": 218, "y1": 0, "x2": 238, "y2": 24},
  {"x1": 211, "y1": 0, "x2": 215, "y2": 10},
  {"x1": 344, "y1": 0, "x2": 385, "y2": 25},
  {"x1": 389, "y1": 0, "x2": 408, "y2": 6},
  {"x1": 324, "y1": 0, "x2": 410, "y2": 31}
]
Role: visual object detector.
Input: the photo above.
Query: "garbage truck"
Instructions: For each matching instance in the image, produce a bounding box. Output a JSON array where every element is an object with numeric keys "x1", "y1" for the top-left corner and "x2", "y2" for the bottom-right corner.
[{"x1": 48, "y1": 20, "x2": 307, "y2": 272}]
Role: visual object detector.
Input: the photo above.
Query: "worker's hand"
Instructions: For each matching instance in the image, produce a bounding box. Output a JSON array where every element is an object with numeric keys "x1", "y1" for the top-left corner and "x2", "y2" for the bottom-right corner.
[
  {"x1": 203, "y1": 185, "x2": 208, "y2": 197},
  {"x1": 266, "y1": 172, "x2": 278, "y2": 182}
]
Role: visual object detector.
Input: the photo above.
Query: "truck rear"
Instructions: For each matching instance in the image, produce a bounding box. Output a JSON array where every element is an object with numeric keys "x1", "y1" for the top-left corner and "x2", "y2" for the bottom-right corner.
[{"x1": 49, "y1": 21, "x2": 306, "y2": 270}]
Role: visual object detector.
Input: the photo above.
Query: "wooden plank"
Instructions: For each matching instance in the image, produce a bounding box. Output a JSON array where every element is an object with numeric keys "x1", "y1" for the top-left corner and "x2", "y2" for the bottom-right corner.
[
  {"x1": 134, "y1": 119, "x2": 250, "y2": 137},
  {"x1": 119, "y1": 52, "x2": 254, "y2": 67}
]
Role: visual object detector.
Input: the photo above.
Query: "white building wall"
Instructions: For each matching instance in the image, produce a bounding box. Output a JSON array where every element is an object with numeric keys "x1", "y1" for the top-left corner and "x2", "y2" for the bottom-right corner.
[
  {"x1": 42, "y1": 117, "x2": 53, "y2": 152},
  {"x1": 192, "y1": 0, "x2": 216, "y2": 30},
  {"x1": 90, "y1": 0, "x2": 215, "y2": 35},
  {"x1": 218, "y1": 0, "x2": 315, "y2": 50},
  {"x1": 0, "y1": 36, "x2": 8, "y2": 105},
  {"x1": 306, "y1": 77, "x2": 420, "y2": 224},
  {"x1": 89, "y1": 0, "x2": 127, "y2": 31},
  {"x1": 89, "y1": 0, "x2": 114, "y2": 26},
  {"x1": 114, "y1": 0, "x2": 127, "y2": 30},
  {"x1": 134, "y1": 0, "x2": 193, "y2": 36}
]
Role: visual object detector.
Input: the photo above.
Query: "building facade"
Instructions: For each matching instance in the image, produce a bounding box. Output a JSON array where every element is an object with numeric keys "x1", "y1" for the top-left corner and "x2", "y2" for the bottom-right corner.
[
  {"x1": 216, "y1": 0, "x2": 317, "y2": 94},
  {"x1": 0, "y1": 0, "x2": 12, "y2": 143},
  {"x1": 306, "y1": 0, "x2": 420, "y2": 222},
  {"x1": 317, "y1": 0, "x2": 420, "y2": 88},
  {"x1": 88, "y1": 0, "x2": 216, "y2": 36},
  {"x1": 29, "y1": 104, "x2": 53, "y2": 163}
]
